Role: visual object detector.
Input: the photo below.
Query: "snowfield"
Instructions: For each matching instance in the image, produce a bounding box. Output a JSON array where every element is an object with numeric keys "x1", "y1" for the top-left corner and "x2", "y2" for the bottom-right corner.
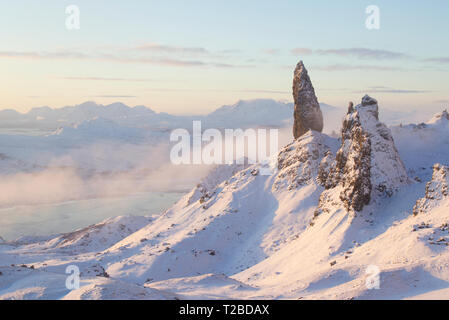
[{"x1": 1, "y1": 102, "x2": 449, "y2": 300}]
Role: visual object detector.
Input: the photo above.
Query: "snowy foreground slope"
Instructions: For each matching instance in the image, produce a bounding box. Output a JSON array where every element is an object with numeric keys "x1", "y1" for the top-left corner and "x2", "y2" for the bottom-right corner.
[{"x1": 1, "y1": 102, "x2": 449, "y2": 300}]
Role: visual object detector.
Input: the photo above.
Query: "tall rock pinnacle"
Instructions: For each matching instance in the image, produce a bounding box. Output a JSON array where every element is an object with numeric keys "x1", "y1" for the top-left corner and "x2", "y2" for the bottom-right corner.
[{"x1": 292, "y1": 61, "x2": 324, "y2": 139}]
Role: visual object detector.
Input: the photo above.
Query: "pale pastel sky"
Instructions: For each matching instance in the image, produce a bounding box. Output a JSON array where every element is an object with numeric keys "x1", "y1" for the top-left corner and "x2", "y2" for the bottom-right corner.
[{"x1": 0, "y1": 0, "x2": 448, "y2": 114}]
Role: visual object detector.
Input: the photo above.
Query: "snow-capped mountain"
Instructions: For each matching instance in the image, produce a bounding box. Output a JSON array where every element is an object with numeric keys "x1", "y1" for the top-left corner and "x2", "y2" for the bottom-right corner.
[
  {"x1": 0, "y1": 102, "x2": 156, "y2": 127},
  {"x1": 0, "y1": 99, "x2": 344, "y2": 132},
  {"x1": 1, "y1": 97, "x2": 448, "y2": 300}
]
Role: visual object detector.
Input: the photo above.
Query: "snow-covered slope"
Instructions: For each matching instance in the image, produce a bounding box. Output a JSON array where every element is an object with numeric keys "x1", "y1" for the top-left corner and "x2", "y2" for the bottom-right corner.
[
  {"x1": 1, "y1": 100, "x2": 449, "y2": 300},
  {"x1": 14, "y1": 215, "x2": 153, "y2": 253}
]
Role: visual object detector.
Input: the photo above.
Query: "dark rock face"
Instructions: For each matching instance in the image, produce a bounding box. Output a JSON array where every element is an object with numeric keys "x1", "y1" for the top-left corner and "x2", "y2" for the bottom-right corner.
[
  {"x1": 443, "y1": 110, "x2": 449, "y2": 120},
  {"x1": 326, "y1": 109, "x2": 373, "y2": 211},
  {"x1": 317, "y1": 95, "x2": 409, "y2": 213},
  {"x1": 292, "y1": 61, "x2": 323, "y2": 139}
]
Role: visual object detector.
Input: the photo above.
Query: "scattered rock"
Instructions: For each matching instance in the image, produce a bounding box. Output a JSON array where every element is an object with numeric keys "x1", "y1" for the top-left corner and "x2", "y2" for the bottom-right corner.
[
  {"x1": 251, "y1": 169, "x2": 259, "y2": 176},
  {"x1": 81, "y1": 264, "x2": 109, "y2": 278}
]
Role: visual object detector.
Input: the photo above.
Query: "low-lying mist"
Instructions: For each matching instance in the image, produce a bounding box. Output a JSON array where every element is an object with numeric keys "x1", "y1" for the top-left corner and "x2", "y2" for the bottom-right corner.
[{"x1": 0, "y1": 126, "x2": 294, "y2": 208}]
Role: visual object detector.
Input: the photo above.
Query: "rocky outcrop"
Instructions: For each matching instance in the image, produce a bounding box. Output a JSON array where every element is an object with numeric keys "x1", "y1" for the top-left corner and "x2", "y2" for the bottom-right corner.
[
  {"x1": 317, "y1": 95, "x2": 409, "y2": 213},
  {"x1": 274, "y1": 131, "x2": 331, "y2": 190},
  {"x1": 413, "y1": 164, "x2": 449, "y2": 215},
  {"x1": 292, "y1": 61, "x2": 323, "y2": 139},
  {"x1": 428, "y1": 109, "x2": 449, "y2": 125},
  {"x1": 438, "y1": 109, "x2": 449, "y2": 120},
  {"x1": 317, "y1": 150, "x2": 335, "y2": 187}
]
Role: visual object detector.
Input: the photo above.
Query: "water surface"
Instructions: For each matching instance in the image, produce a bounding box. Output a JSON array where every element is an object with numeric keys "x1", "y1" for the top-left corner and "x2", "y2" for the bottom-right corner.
[{"x1": 0, "y1": 191, "x2": 184, "y2": 241}]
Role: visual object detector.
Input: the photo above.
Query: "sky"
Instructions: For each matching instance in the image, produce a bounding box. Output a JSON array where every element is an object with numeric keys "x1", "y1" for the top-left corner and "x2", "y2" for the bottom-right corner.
[{"x1": 0, "y1": 0, "x2": 448, "y2": 114}]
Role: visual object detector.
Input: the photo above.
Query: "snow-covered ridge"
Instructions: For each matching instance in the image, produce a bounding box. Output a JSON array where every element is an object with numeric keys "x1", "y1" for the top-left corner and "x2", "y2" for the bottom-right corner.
[
  {"x1": 184, "y1": 163, "x2": 249, "y2": 206},
  {"x1": 428, "y1": 109, "x2": 449, "y2": 125},
  {"x1": 2, "y1": 101, "x2": 155, "y2": 124},
  {"x1": 9, "y1": 216, "x2": 153, "y2": 252}
]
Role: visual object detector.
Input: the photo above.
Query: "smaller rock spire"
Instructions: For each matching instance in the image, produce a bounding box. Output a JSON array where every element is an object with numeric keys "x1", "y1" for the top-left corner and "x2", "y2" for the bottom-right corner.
[{"x1": 347, "y1": 101, "x2": 354, "y2": 114}]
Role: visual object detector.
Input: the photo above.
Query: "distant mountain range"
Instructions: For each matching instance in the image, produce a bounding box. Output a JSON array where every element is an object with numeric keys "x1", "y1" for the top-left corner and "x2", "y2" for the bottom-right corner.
[
  {"x1": 1, "y1": 99, "x2": 436, "y2": 138},
  {"x1": 0, "y1": 99, "x2": 341, "y2": 134}
]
